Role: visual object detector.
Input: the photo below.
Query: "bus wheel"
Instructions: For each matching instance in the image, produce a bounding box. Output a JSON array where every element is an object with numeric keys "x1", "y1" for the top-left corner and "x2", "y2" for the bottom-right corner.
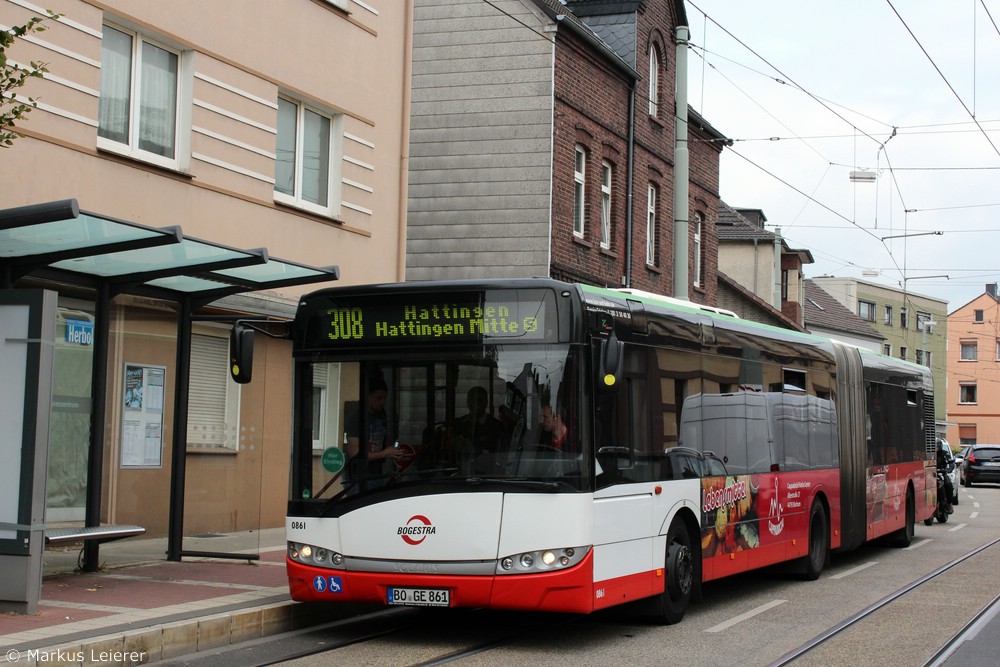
[
  {"x1": 889, "y1": 488, "x2": 914, "y2": 548},
  {"x1": 655, "y1": 520, "x2": 693, "y2": 625},
  {"x1": 802, "y1": 501, "x2": 828, "y2": 581}
]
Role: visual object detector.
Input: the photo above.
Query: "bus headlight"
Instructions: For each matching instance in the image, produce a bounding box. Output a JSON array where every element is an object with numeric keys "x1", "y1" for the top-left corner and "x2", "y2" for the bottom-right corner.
[
  {"x1": 288, "y1": 541, "x2": 344, "y2": 570},
  {"x1": 496, "y1": 546, "x2": 589, "y2": 574}
]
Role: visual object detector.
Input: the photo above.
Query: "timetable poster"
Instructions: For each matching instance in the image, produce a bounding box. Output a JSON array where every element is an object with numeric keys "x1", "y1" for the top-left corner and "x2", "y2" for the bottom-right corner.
[{"x1": 120, "y1": 363, "x2": 166, "y2": 468}]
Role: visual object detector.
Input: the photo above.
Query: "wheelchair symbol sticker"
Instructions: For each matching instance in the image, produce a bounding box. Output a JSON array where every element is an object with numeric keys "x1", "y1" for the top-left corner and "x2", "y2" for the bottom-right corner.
[{"x1": 313, "y1": 575, "x2": 343, "y2": 594}]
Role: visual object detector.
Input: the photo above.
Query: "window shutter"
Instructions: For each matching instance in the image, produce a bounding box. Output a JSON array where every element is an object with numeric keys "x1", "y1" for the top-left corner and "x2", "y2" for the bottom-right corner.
[{"x1": 187, "y1": 333, "x2": 233, "y2": 448}]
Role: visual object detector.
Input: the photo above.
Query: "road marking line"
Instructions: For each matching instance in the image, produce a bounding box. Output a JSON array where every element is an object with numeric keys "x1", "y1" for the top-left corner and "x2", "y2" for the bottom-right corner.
[
  {"x1": 974, "y1": 502, "x2": 980, "y2": 508},
  {"x1": 705, "y1": 599, "x2": 786, "y2": 633},
  {"x1": 830, "y1": 561, "x2": 878, "y2": 579},
  {"x1": 948, "y1": 523, "x2": 967, "y2": 532},
  {"x1": 969, "y1": 512, "x2": 979, "y2": 519},
  {"x1": 906, "y1": 538, "x2": 932, "y2": 550}
]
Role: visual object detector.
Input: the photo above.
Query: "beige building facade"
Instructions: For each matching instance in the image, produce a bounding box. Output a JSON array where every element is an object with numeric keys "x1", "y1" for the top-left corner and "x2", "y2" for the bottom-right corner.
[{"x1": 3, "y1": 0, "x2": 412, "y2": 544}]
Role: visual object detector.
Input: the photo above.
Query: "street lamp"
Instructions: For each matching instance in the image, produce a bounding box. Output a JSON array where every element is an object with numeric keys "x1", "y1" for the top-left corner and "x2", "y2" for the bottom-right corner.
[{"x1": 881, "y1": 231, "x2": 943, "y2": 241}]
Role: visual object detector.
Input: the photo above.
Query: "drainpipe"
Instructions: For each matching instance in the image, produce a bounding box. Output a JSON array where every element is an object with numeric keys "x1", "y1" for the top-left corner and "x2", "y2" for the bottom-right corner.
[
  {"x1": 672, "y1": 25, "x2": 690, "y2": 299},
  {"x1": 396, "y1": 0, "x2": 413, "y2": 281},
  {"x1": 625, "y1": 79, "x2": 636, "y2": 288},
  {"x1": 773, "y1": 226, "x2": 782, "y2": 309}
]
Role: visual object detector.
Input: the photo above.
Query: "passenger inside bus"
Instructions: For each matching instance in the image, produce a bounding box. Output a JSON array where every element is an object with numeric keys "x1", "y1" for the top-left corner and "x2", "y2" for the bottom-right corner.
[
  {"x1": 344, "y1": 376, "x2": 404, "y2": 493},
  {"x1": 539, "y1": 402, "x2": 570, "y2": 450},
  {"x1": 453, "y1": 386, "x2": 503, "y2": 454}
]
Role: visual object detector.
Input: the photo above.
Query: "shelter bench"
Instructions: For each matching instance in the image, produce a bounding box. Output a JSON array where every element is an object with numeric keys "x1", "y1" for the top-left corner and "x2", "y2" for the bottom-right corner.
[{"x1": 45, "y1": 524, "x2": 146, "y2": 546}]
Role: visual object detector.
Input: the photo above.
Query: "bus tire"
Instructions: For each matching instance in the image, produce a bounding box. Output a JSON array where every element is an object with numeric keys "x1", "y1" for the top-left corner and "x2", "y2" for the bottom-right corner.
[
  {"x1": 889, "y1": 488, "x2": 915, "y2": 548},
  {"x1": 653, "y1": 519, "x2": 694, "y2": 625},
  {"x1": 802, "y1": 501, "x2": 828, "y2": 581}
]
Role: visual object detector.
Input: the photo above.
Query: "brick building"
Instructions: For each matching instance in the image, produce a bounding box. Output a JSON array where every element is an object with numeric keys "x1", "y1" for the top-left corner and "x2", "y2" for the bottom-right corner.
[{"x1": 408, "y1": 0, "x2": 728, "y2": 303}]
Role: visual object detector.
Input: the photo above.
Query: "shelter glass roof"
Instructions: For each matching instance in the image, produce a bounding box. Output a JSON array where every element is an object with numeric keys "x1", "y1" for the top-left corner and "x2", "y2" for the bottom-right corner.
[{"x1": 0, "y1": 199, "x2": 339, "y2": 302}]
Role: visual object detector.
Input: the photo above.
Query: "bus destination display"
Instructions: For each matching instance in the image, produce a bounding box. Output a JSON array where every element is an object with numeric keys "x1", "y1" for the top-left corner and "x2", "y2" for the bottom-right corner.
[{"x1": 302, "y1": 290, "x2": 555, "y2": 346}]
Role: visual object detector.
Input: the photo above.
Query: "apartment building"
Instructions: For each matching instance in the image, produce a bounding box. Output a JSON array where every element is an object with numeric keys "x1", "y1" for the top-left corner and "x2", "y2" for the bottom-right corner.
[
  {"x1": 407, "y1": 0, "x2": 726, "y2": 302},
  {"x1": 2, "y1": 0, "x2": 412, "y2": 543},
  {"x1": 946, "y1": 284, "x2": 1000, "y2": 445}
]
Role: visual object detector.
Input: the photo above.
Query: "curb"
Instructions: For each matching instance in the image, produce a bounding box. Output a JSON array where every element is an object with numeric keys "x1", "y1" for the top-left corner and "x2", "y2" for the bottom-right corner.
[{"x1": 2, "y1": 600, "x2": 372, "y2": 666}]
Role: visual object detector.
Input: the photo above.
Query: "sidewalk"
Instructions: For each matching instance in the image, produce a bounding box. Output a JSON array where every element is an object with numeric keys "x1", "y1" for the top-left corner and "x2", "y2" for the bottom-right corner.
[{"x1": 0, "y1": 529, "x2": 371, "y2": 665}]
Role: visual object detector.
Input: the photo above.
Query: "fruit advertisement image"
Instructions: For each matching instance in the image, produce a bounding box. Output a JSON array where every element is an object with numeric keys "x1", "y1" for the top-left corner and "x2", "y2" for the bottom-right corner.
[{"x1": 701, "y1": 475, "x2": 762, "y2": 557}]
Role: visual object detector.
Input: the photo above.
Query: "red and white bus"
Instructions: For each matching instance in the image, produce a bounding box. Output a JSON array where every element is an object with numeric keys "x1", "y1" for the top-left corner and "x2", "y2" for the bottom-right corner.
[{"x1": 274, "y1": 278, "x2": 935, "y2": 623}]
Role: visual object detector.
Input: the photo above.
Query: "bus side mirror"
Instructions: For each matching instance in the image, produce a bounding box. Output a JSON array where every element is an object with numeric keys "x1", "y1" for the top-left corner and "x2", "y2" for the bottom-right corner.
[
  {"x1": 598, "y1": 331, "x2": 623, "y2": 391},
  {"x1": 230, "y1": 324, "x2": 254, "y2": 384}
]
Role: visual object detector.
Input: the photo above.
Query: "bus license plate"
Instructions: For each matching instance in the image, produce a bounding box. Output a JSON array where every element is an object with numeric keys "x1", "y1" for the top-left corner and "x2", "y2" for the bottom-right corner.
[{"x1": 387, "y1": 587, "x2": 450, "y2": 607}]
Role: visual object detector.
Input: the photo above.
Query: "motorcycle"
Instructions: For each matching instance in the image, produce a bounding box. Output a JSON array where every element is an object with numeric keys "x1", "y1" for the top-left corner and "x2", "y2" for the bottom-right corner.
[{"x1": 924, "y1": 468, "x2": 950, "y2": 525}]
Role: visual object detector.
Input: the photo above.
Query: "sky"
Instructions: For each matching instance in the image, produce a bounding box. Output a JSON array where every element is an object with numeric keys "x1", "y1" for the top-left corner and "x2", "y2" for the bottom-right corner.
[{"x1": 683, "y1": 1, "x2": 1000, "y2": 312}]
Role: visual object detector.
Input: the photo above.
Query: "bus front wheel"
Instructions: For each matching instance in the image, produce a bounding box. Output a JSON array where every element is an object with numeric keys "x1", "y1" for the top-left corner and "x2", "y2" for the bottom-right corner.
[{"x1": 653, "y1": 519, "x2": 693, "y2": 625}]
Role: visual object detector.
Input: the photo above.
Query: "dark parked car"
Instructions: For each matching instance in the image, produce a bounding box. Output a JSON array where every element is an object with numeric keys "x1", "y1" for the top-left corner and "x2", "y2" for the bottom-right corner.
[{"x1": 961, "y1": 444, "x2": 1000, "y2": 487}]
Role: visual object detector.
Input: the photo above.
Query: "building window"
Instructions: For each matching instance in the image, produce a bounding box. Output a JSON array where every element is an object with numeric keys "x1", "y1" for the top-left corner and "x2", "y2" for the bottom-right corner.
[
  {"x1": 924, "y1": 350, "x2": 932, "y2": 368},
  {"x1": 275, "y1": 96, "x2": 342, "y2": 217},
  {"x1": 311, "y1": 362, "x2": 342, "y2": 451},
  {"x1": 960, "y1": 383, "x2": 978, "y2": 404},
  {"x1": 974, "y1": 309, "x2": 984, "y2": 323},
  {"x1": 646, "y1": 184, "x2": 657, "y2": 265},
  {"x1": 98, "y1": 24, "x2": 187, "y2": 169},
  {"x1": 917, "y1": 312, "x2": 933, "y2": 331},
  {"x1": 693, "y1": 211, "x2": 704, "y2": 288},
  {"x1": 648, "y1": 46, "x2": 659, "y2": 117},
  {"x1": 883, "y1": 344, "x2": 892, "y2": 356},
  {"x1": 900, "y1": 347, "x2": 907, "y2": 361},
  {"x1": 573, "y1": 145, "x2": 587, "y2": 237},
  {"x1": 996, "y1": 339, "x2": 1000, "y2": 360},
  {"x1": 884, "y1": 305, "x2": 893, "y2": 325},
  {"x1": 188, "y1": 330, "x2": 241, "y2": 451},
  {"x1": 960, "y1": 340, "x2": 978, "y2": 361},
  {"x1": 900, "y1": 308, "x2": 908, "y2": 329},
  {"x1": 858, "y1": 300, "x2": 876, "y2": 322},
  {"x1": 600, "y1": 161, "x2": 612, "y2": 249}
]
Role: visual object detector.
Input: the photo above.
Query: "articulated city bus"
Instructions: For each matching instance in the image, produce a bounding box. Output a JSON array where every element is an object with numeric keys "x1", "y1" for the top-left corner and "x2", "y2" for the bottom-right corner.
[{"x1": 275, "y1": 278, "x2": 935, "y2": 623}]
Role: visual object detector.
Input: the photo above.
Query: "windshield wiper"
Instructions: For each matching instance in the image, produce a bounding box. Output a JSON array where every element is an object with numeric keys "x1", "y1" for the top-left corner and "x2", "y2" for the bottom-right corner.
[{"x1": 465, "y1": 477, "x2": 569, "y2": 491}]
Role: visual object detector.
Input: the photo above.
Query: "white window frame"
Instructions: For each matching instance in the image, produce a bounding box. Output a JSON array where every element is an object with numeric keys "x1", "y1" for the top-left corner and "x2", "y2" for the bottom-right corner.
[
  {"x1": 187, "y1": 328, "x2": 241, "y2": 452},
  {"x1": 274, "y1": 95, "x2": 343, "y2": 218},
  {"x1": 883, "y1": 344, "x2": 892, "y2": 356},
  {"x1": 97, "y1": 23, "x2": 192, "y2": 171},
  {"x1": 312, "y1": 362, "x2": 342, "y2": 451},
  {"x1": 974, "y1": 309, "x2": 984, "y2": 323},
  {"x1": 693, "y1": 211, "x2": 703, "y2": 287},
  {"x1": 646, "y1": 184, "x2": 657, "y2": 265},
  {"x1": 648, "y1": 46, "x2": 659, "y2": 117},
  {"x1": 858, "y1": 300, "x2": 876, "y2": 322},
  {"x1": 959, "y1": 383, "x2": 978, "y2": 405},
  {"x1": 600, "y1": 161, "x2": 612, "y2": 249},
  {"x1": 996, "y1": 339, "x2": 1000, "y2": 361},
  {"x1": 884, "y1": 305, "x2": 892, "y2": 325},
  {"x1": 960, "y1": 340, "x2": 978, "y2": 361},
  {"x1": 573, "y1": 145, "x2": 587, "y2": 237}
]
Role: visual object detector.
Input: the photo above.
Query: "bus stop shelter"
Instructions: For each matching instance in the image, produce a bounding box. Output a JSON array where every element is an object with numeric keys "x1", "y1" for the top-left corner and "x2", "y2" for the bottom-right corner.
[{"x1": 0, "y1": 199, "x2": 339, "y2": 576}]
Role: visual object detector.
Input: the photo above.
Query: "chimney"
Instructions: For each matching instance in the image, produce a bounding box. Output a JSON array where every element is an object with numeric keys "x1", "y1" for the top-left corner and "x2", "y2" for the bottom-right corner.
[{"x1": 988, "y1": 283, "x2": 998, "y2": 299}]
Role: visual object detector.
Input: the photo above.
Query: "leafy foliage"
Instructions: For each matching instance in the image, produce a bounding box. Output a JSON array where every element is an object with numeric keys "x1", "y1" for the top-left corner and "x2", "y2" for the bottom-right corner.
[{"x1": 1, "y1": 11, "x2": 60, "y2": 147}]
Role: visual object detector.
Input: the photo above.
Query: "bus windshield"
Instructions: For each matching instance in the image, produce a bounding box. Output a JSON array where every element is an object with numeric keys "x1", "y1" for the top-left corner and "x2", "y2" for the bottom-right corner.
[{"x1": 293, "y1": 344, "x2": 588, "y2": 505}]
